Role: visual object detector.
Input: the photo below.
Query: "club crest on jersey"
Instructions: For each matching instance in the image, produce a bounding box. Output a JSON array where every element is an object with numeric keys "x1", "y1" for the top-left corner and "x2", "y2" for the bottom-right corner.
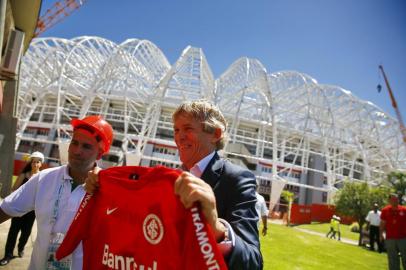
[{"x1": 143, "y1": 214, "x2": 164, "y2": 245}]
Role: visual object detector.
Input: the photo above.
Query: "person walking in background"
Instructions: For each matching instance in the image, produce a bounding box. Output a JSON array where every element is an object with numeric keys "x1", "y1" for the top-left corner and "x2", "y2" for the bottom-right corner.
[
  {"x1": 0, "y1": 115, "x2": 113, "y2": 269},
  {"x1": 365, "y1": 202, "x2": 382, "y2": 253},
  {"x1": 332, "y1": 216, "x2": 341, "y2": 241},
  {"x1": 0, "y1": 152, "x2": 44, "y2": 266},
  {"x1": 326, "y1": 215, "x2": 336, "y2": 238},
  {"x1": 380, "y1": 194, "x2": 406, "y2": 270},
  {"x1": 255, "y1": 191, "x2": 269, "y2": 236},
  {"x1": 328, "y1": 215, "x2": 341, "y2": 240}
]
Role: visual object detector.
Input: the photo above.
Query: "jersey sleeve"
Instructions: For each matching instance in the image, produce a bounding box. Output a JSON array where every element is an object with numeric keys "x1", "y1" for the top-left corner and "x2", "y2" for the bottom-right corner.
[
  {"x1": 183, "y1": 205, "x2": 228, "y2": 270},
  {"x1": 56, "y1": 193, "x2": 94, "y2": 260}
]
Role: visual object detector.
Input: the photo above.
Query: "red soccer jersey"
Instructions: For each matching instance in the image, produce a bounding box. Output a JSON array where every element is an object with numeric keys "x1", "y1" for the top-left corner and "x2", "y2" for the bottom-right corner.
[
  {"x1": 56, "y1": 166, "x2": 227, "y2": 270},
  {"x1": 380, "y1": 205, "x2": 406, "y2": 239}
]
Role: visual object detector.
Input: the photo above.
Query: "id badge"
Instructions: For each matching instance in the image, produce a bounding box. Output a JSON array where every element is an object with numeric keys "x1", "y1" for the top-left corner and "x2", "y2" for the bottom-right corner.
[{"x1": 46, "y1": 233, "x2": 72, "y2": 270}]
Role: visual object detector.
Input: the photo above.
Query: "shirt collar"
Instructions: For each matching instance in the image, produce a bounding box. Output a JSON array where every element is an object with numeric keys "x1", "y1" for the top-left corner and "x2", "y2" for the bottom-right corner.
[
  {"x1": 63, "y1": 165, "x2": 74, "y2": 181},
  {"x1": 190, "y1": 151, "x2": 216, "y2": 177}
]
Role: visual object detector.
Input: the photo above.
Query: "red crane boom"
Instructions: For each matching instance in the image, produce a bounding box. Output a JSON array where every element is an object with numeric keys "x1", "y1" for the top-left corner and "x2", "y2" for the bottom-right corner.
[
  {"x1": 379, "y1": 65, "x2": 406, "y2": 144},
  {"x1": 35, "y1": 0, "x2": 87, "y2": 37}
]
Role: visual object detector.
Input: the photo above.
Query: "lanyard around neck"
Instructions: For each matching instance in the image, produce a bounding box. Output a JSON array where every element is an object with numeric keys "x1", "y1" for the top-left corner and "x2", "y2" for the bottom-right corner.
[{"x1": 50, "y1": 180, "x2": 66, "y2": 228}]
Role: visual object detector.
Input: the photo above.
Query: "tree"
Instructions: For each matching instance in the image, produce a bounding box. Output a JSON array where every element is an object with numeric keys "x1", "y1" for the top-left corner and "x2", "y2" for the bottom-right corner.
[
  {"x1": 386, "y1": 171, "x2": 406, "y2": 204},
  {"x1": 334, "y1": 182, "x2": 390, "y2": 246}
]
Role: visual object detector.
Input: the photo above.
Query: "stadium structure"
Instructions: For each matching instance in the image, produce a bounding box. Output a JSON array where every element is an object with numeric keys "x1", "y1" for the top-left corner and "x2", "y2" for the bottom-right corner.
[{"x1": 15, "y1": 36, "x2": 406, "y2": 205}]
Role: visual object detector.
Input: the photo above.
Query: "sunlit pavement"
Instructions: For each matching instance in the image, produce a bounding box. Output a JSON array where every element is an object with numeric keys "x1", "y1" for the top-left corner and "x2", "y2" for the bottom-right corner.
[{"x1": 0, "y1": 219, "x2": 34, "y2": 269}]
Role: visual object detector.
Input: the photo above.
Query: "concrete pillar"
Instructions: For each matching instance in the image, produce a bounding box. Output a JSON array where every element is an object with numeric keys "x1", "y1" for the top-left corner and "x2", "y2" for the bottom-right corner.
[{"x1": 0, "y1": 80, "x2": 18, "y2": 197}]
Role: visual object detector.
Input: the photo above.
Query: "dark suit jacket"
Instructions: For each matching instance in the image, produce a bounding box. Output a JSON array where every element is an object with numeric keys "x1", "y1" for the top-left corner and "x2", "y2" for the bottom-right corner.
[{"x1": 200, "y1": 152, "x2": 263, "y2": 270}]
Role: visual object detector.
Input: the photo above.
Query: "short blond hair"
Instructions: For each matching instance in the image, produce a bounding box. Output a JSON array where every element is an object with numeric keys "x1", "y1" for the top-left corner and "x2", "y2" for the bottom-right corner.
[{"x1": 172, "y1": 100, "x2": 228, "y2": 150}]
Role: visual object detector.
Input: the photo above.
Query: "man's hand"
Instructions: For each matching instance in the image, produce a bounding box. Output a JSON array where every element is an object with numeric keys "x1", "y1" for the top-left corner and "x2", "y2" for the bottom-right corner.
[
  {"x1": 84, "y1": 167, "x2": 101, "y2": 194},
  {"x1": 174, "y1": 172, "x2": 226, "y2": 241},
  {"x1": 379, "y1": 220, "x2": 386, "y2": 244},
  {"x1": 262, "y1": 226, "x2": 267, "y2": 236}
]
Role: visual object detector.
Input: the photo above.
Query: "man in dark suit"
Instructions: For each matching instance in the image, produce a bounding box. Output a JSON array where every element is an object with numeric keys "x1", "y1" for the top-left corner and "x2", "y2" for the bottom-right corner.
[
  {"x1": 86, "y1": 100, "x2": 262, "y2": 269},
  {"x1": 173, "y1": 100, "x2": 263, "y2": 270}
]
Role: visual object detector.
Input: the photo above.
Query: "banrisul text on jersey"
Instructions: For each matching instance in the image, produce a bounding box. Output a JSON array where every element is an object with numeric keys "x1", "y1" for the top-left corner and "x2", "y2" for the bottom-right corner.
[{"x1": 102, "y1": 244, "x2": 157, "y2": 270}]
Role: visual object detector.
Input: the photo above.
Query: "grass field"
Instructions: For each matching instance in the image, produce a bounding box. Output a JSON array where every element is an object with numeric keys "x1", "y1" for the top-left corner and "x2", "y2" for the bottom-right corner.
[{"x1": 260, "y1": 223, "x2": 387, "y2": 270}]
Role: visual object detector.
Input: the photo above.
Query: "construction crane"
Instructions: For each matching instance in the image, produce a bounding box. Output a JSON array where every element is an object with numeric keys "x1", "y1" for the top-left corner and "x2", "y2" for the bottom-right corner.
[
  {"x1": 35, "y1": 0, "x2": 87, "y2": 37},
  {"x1": 378, "y1": 65, "x2": 406, "y2": 144}
]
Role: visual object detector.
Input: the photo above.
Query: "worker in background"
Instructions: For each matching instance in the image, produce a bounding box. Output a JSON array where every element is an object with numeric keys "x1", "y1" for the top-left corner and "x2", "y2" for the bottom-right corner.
[
  {"x1": 326, "y1": 215, "x2": 336, "y2": 238},
  {"x1": 332, "y1": 216, "x2": 341, "y2": 241},
  {"x1": 0, "y1": 152, "x2": 44, "y2": 265},
  {"x1": 255, "y1": 191, "x2": 269, "y2": 236},
  {"x1": 365, "y1": 202, "x2": 382, "y2": 252}
]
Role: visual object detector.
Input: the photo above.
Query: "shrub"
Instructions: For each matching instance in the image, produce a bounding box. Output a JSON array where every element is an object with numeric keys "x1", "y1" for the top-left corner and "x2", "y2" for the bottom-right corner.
[{"x1": 350, "y1": 222, "x2": 359, "y2": 233}]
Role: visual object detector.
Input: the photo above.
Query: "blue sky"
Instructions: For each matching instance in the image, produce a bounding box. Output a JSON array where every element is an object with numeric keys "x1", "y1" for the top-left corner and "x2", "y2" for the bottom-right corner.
[{"x1": 40, "y1": 0, "x2": 406, "y2": 122}]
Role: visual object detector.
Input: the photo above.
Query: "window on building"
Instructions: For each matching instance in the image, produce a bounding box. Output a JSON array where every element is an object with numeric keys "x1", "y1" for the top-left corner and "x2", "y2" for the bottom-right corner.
[
  {"x1": 322, "y1": 192, "x2": 328, "y2": 203},
  {"x1": 152, "y1": 145, "x2": 176, "y2": 156},
  {"x1": 150, "y1": 160, "x2": 176, "y2": 168}
]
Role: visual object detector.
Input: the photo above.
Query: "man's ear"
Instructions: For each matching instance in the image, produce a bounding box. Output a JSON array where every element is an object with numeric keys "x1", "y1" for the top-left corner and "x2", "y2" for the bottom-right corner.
[{"x1": 212, "y1": 128, "x2": 222, "y2": 143}]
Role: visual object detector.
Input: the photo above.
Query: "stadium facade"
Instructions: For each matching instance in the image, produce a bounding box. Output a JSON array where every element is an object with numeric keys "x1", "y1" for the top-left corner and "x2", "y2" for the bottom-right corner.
[{"x1": 16, "y1": 36, "x2": 406, "y2": 205}]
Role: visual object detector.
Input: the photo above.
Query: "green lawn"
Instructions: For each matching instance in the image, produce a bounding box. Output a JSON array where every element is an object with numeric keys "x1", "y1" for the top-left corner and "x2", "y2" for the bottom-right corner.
[
  {"x1": 261, "y1": 223, "x2": 386, "y2": 270},
  {"x1": 296, "y1": 222, "x2": 360, "y2": 242}
]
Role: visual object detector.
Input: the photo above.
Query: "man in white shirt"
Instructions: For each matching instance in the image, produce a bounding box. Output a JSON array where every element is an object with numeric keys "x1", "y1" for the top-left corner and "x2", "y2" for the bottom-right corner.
[
  {"x1": 0, "y1": 115, "x2": 113, "y2": 269},
  {"x1": 366, "y1": 203, "x2": 382, "y2": 252},
  {"x1": 255, "y1": 192, "x2": 269, "y2": 236}
]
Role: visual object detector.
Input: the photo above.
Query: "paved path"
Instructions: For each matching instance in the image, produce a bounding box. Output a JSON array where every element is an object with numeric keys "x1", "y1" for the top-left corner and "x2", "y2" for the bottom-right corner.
[
  {"x1": 293, "y1": 226, "x2": 359, "y2": 245},
  {"x1": 0, "y1": 219, "x2": 34, "y2": 269},
  {"x1": 269, "y1": 218, "x2": 359, "y2": 245}
]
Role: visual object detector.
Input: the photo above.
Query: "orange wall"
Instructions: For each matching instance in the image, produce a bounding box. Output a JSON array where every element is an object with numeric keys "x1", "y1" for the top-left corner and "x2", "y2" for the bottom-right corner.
[
  {"x1": 290, "y1": 204, "x2": 354, "y2": 225},
  {"x1": 311, "y1": 204, "x2": 335, "y2": 223},
  {"x1": 290, "y1": 204, "x2": 312, "y2": 224}
]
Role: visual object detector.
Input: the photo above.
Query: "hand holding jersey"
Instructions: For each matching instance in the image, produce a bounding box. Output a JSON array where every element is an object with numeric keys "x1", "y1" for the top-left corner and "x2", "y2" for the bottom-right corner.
[
  {"x1": 86, "y1": 169, "x2": 228, "y2": 243},
  {"x1": 174, "y1": 171, "x2": 227, "y2": 242},
  {"x1": 84, "y1": 166, "x2": 101, "y2": 193}
]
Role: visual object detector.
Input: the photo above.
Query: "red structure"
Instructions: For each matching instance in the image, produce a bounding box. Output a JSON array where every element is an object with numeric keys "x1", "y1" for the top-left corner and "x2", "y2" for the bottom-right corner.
[{"x1": 289, "y1": 203, "x2": 354, "y2": 225}]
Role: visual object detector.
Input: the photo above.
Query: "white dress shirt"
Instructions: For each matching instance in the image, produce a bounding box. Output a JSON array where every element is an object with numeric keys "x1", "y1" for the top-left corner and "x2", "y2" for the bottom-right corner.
[
  {"x1": 366, "y1": 210, "x2": 381, "y2": 226},
  {"x1": 255, "y1": 193, "x2": 269, "y2": 218},
  {"x1": 189, "y1": 151, "x2": 215, "y2": 177}
]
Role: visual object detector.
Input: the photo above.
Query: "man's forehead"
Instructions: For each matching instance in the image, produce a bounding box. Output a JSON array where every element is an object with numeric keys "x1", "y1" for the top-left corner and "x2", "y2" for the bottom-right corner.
[
  {"x1": 72, "y1": 129, "x2": 99, "y2": 144},
  {"x1": 174, "y1": 114, "x2": 199, "y2": 125}
]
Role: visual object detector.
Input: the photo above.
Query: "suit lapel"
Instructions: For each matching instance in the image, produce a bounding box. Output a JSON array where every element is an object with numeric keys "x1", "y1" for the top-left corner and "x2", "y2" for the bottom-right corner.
[{"x1": 201, "y1": 152, "x2": 224, "y2": 189}]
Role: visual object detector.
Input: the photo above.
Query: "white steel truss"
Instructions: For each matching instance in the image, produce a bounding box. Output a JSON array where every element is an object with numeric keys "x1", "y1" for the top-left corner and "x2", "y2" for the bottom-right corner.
[{"x1": 16, "y1": 37, "x2": 406, "y2": 196}]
